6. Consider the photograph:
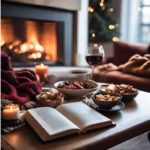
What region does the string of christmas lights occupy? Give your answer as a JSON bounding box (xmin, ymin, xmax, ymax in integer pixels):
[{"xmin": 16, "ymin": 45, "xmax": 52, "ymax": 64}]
[{"xmin": 88, "ymin": 0, "xmax": 120, "ymax": 42}]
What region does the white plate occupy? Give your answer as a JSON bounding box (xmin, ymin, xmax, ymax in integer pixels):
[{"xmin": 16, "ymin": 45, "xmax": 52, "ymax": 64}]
[{"xmin": 53, "ymin": 80, "xmax": 98, "ymax": 97}]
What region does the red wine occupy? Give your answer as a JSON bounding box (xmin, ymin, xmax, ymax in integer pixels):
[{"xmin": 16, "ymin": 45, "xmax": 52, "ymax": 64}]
[{"xmin": 85, "ymin": 55, "xmax": 103, "ymax": 65}]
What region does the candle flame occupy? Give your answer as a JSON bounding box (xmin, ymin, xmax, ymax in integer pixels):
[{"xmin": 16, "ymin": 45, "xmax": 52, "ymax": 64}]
[
  {"xmin": 40, "ymin": 63, "xmax": 45, "ymax": 67},
  {"xmin": 10, "ymin": 106, "xmax": 13, "ymax": 110}
]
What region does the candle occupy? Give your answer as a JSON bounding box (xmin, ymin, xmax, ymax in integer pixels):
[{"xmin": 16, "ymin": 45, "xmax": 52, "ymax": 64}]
[
  {"xmin": 2, "ymin": 104, "xmax": 20, "ymax": 120},
  {"xmin": 35, "ymin": 63, "xmax": 48, "ymax": 82}
]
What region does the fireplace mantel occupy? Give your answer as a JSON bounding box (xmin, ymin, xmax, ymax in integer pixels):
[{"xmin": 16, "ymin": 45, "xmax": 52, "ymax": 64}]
[{"xmin": 3, "ymin": 0, "xmax": 81, "ymax": 11}]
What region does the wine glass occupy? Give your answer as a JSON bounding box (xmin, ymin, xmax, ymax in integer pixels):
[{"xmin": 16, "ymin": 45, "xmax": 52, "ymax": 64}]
[{"xmin": 85, "ymin": 43, "xmax": 105, "ymax": 79}]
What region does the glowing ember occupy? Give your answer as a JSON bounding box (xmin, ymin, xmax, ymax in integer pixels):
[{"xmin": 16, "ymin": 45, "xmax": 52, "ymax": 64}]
[
  {"xmin": 28, "ymin": 52, "xmax": 42, "ymax": 59},
  {"xmin": 1, "ymin": 19, "xmax": 58, "ymax": 62},
  {"xmin": 20, "ymin": 43, "xmax": 44, "ymax": 53},
  {"xmin": 0, "ymin": 34, "xmax": 5, "ymax": 46}
]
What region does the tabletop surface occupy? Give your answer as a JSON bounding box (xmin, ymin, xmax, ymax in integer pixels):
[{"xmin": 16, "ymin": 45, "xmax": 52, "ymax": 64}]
[{"xmin": 2, "ymin": 90, "xmax": 150, "ymax": 150}]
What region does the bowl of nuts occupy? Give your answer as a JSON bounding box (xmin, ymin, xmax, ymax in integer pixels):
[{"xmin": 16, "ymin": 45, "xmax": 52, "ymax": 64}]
[
  {"xmin": 92, "ymin": 92, "xmax": 122, "ymax": 108},
  {"xmin": 36, "ymin": 88, "xmax": 64, "ymax": 108},
  {"xmin": 100, "ymin": 84, "xmax": 138, "ymax": 101}
]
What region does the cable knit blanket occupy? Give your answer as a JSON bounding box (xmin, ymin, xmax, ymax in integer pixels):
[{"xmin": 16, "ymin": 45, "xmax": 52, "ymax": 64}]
[
  {"xmin": 94, "ymin": 54, "xmax": 150, "ymax": 78},
  {"xmin": 1, "ymin": 54, "xmax": 42, "ymax": 105},
  {"xmin": 118, "ymin": 54, "xmax": 150, "ymax": 77}
]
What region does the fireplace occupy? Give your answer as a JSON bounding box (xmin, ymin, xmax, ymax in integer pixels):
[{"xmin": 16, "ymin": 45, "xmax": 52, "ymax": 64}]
[{"xmin": 1, "ymin": 1, "xmax": 78, "ymax": 66}]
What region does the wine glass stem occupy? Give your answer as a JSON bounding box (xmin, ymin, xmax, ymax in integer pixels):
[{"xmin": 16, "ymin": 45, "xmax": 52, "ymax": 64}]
[{"xmin": 91, "ymin": 65, "xmax": 94, "ymax": 80}]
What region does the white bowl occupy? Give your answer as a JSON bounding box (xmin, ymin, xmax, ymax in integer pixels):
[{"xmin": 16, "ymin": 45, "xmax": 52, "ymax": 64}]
[{"xmin": 53, "ymin": 80, "xmax": 98, "ymax": 97}]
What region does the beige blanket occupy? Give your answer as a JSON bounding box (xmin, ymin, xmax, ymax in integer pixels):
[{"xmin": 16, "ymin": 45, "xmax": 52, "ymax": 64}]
[
  {"xmin": 95, "ymin": 54, "xmax": 150, "ymax": 78},
  {"xmin": 118, "ymin": 54, "xmax": 150, "ymax": 77}
]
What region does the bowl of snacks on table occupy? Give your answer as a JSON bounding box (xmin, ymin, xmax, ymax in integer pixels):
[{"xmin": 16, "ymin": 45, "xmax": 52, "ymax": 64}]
[
  {"xmin": 36, "ymin": 88, "xmax": 64, "ymax": 108},
  {"xmin": 54, "ymin": 80, "xmax": 98, "ymax": 97},
  {"xmin": 92, "ymin": 92, "xmax": 122, "ymax": 108},
  {"xmin": 100, "ymin": 84, "xmax": 138, "ymax": 101}
]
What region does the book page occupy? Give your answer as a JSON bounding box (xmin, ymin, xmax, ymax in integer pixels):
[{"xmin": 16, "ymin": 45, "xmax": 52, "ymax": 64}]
[
  {"xmin": 25, "ymin": 107, "xmax": 80, "ymax": 141},
  {"xmin": 57, "ymin": 102, "xmax": 113, "ymax": 131}
]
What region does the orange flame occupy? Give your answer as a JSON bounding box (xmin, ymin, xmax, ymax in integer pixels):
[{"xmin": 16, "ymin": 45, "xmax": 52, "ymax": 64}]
[{"xmin": 1, "ymin": 19, "xmax": 57, "ymax": 61}]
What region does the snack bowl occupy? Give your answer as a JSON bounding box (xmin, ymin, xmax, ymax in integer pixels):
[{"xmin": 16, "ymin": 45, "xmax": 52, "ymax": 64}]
[
  {"xmin": 92, "ymin": 92, "xmax": 122, "ymax": 108},
  {"xmin": 100, "ymin": 84, "xmax": 138, "ymax": 101},
  {"xmin": 36, "ymin": 88, "xmax": 64, "ymax": 108},
  {"xmin": 54, "ymin": 80, "xmax": 98, "ymax": 97}
]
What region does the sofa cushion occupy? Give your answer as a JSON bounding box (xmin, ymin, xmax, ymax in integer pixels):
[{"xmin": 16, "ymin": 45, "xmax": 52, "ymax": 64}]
[{"xmin": 113, "ymin": 41, "xmax": 148, "ymax": 65}]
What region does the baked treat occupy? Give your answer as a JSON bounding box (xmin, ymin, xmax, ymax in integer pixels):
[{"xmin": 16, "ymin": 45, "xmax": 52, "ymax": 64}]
[{"xmin": 36, "ymin": 88, "xmax": 64, "ymax": 107}]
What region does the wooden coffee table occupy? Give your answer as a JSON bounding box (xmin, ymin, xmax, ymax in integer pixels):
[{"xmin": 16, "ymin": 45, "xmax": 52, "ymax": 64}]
[{"xmin": 2, "ymin": 90, "xmax": 150, "ymax": 150}]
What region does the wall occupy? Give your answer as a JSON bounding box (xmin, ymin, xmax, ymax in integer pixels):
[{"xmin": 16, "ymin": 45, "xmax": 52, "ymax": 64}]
[{"xmin": 75, "ymin": 0, "xmax": 89, "ymax": 66}]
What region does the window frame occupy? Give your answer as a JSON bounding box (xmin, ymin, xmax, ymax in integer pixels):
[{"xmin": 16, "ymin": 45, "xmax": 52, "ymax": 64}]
[{"xmin": 138, "ymin": 0, "xmax": 150, "ymax": 43}]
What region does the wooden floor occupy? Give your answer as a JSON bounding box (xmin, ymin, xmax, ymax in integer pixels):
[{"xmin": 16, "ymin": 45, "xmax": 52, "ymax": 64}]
[{"xmin": 109, "ymin": 132, "xmax": 150, "ymax": 150}]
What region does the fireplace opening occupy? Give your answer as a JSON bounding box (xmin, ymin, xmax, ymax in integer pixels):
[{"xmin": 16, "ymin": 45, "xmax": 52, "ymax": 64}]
[
  {"xmin": 1, "ymin": 18, "xmax": 60, "ymax": 66},
  {"xmin": 2, "ymin": 1, "xmax": 75, "ymax": 66}
]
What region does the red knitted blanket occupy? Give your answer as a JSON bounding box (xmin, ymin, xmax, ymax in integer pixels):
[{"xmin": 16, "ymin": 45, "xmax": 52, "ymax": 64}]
[{"xmin": 1, "ymin": 54, "xmax": 42, "ymax": 105}]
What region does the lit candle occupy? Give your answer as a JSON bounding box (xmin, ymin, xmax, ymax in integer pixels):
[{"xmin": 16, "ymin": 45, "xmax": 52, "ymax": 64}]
[
  {"xmin": 35, "ymin": 63, "xmax": 48, "ymax": 82},
  {"xmin": 2, "ymin": 104, "xmax": 20, "ymax": 120}
]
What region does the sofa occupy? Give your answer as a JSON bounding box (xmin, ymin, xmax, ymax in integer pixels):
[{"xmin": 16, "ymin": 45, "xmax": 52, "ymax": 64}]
[{"xmin": 93, "ymin": 41, "xmax": 150, "ymax": 92}]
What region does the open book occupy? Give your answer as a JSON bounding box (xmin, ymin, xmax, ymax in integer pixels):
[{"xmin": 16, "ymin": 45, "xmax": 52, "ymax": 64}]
[{"xmin": 25, "ymin": 102, "xmax": 114, "ymax": 142}]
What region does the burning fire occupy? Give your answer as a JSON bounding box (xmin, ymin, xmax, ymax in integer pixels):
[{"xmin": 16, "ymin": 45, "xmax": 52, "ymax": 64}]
[
  {"xmin": 20, "ymin": 43, "xmax": 44, "ymax": 53},
  {"xmin": 1, "ymin": 19, "xmax": 57, "ymax": 62}
]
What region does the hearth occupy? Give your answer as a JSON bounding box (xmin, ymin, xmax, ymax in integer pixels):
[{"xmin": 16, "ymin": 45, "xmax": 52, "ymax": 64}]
[{"xmin": 1, "ymin": 1, "xmax": 76, "ymax": 66}]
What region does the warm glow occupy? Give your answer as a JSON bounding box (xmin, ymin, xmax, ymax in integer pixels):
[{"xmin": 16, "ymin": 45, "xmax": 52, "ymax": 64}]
[
  {"xmin": 1, "ymin": 40, "xmax": 5, "ymax": 46},
  {"xmin": 99, "ymin": 2, "xmax": 104, "ymax": 7},
  {"xmin": 93, "ymin": 43, "xmax": 98, "ymax": 47},
  {"xmin": 109, "ymin": 8, "xmax": 114, "ymax": 12},
  {"xmin": 40, "ymin": 63, "xmax": 45, "ymax": 68},
  {"xmin": 88, "ymin": 6, "xmax": 94, "ymax": 12},
  {"xmin": 112, "ymin": 36, "xmax": 119, "ymax": 41},
  {"xmin": 1, "ymin": 34, "xmax": 5, "ymax": 46},
  {"xmin": 2, "ymin": 104, "xmax": 20, "ymax": 120},
  {"xmin": 20, "ymin": 43, "xmax": 44, "ymax": 54},
  {"xmin": 29, "ymin": 43, "xmax": 34, "ymax": 49},
  {"xmin": 1, "ymin": 19, "xmax": 58, "ymax": 62},
  {"xmin": 108, "ymin": 24, "xmax": 116, "ymax": 30},
  {"xmin": 92, "ymin": 33, "xmax": 95, "ymax": 37},
  {"xmin": 28, "ymin": 52, "xmax": 42, "ymax": 59},
  {"xmin": 35, "ymin": 44, "xmax": 44, "ymax": 52},
  {"xmin": 99, "ymin": 0, "xmax": 104, "ymax": 7},
  {"xmin": 20, "ymin": 44, "xmax": 28, "ymax": 53}
]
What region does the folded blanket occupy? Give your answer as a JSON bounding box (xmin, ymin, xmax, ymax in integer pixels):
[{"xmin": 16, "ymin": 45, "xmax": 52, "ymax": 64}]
[
  {"xmin": 1, "ymin": 54, "xmax": 42, "ymax": 105},
  {"xmin": 93, "ymin": 54, "xmax": 150, "ymax": 78},
  {"xmin": 95, "ymin": 63, "xmax": 118, "ymax": 72},
  {"xmin": 118, "ymin": 54, "xmax": 150, "ymax": 77}
]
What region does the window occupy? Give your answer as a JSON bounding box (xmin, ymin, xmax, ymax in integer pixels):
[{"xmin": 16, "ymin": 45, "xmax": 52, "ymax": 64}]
[
  {"xmin": 120, "ymin": 0, "xmax": 150, "ymax": 44},
  {"xmin": 138, "ymin": 0, "xmax": 150, "ymax": 43}
]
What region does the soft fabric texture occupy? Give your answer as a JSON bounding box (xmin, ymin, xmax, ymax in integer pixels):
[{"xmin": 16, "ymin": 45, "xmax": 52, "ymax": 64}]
[
  {"xmin": 93, "ymin": 54, "xmax": 150, "ymax": 92},
  {"xmin": 118, "ymin": 54, "xmax": 150, "ymax": 77},
  {"xmin": 1, "ymin": 54, "xmax": 42, "ymax": 105},
  {"xmin": 94, "ymin": 54, "xmax": 150, "ymax": 78}
]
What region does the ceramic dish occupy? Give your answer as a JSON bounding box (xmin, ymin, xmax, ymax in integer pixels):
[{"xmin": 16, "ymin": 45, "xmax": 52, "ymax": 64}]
[
  {"xmin": 84, "ymin": 99, "xmax": 125, "ymax": 112},
  {"xmin": 92, "ymin": 92, "xmax": 122, "ymax": 108},
  {"xmin": 100, "ymin": 84, "xmax": 138, "ymax": 101},
  {"xmin": 54, "ymin": 80, "xmax": 98, "ymax": 97}
]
